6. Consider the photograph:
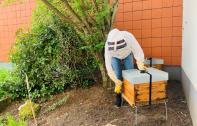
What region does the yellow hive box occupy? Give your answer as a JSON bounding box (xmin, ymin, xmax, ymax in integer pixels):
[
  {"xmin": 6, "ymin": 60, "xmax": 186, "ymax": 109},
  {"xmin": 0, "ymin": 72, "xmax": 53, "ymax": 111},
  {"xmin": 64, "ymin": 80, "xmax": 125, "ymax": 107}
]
[{"xmin": 122, "ymin": 68, "xmax": 168, "ymax": 107}]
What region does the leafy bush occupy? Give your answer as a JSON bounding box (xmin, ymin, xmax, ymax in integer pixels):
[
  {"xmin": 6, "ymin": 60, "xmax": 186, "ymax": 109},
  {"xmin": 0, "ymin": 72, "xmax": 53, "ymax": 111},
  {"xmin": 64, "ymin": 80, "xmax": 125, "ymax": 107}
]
[
  {"xmin": 0, "ymin": 116, "xmax": 5, "ymax": 126},
  {"xmin": 0, "ymin": 114, "xmax": 27, "ymax": 126},
  {"xmin": 10, "ymin": 4, "xmax": 96, "ymax": 101},
  {"xmin": 0, "ymin": 68, "xmax": 24, "ymax": 100},
  {"xmin": 0, "ymin": 68, "xmax": 26, "ymax": 100},
  {"xmin": 0, "ymin": 89, "xmax": 8, "ymax": 100},
  {"xmin": 0, "ymin": 69, "xmax": 10, "ymax": 82}
]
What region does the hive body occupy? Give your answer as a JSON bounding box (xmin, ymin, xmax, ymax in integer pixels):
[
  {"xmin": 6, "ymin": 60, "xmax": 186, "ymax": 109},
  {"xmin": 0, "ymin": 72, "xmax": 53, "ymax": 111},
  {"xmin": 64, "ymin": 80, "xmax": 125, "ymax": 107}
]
[
  {"xmin": 122, "ymin": 68, "xmax": 168, "ymax": 106},
  {"xmin": 144, "ymin": 58, "xmax": 164, "ymax": 70}
]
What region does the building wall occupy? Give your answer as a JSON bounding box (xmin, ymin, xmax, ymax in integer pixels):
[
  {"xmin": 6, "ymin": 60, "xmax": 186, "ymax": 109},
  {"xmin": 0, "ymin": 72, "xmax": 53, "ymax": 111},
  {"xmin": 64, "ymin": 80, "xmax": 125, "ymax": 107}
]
[
  {"xmin": 114, "ymin": 0, "xmax": 183, "ymax": 65},
  {"xmin": 0, "ymin": 0, "xmax": 183, "ymax": 66},
  {"xmin": 0, "ymin": 0, "xmax": 35, "ymax": 62},
  {"xmin": 182, "ymin": 0, "xmax": 197, "ymax": 125}
]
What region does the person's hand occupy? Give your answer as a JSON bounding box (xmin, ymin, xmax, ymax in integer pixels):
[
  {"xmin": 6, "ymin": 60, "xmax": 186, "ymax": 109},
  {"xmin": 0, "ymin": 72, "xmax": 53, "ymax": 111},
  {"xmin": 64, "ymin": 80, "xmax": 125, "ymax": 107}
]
[
  {"xmin": 114, "ymin": 80, "xmax": 122, "ymax": 94},
  {"xmin": 137, "ymin": 61, "xmax": 147, "ymax": 71}
]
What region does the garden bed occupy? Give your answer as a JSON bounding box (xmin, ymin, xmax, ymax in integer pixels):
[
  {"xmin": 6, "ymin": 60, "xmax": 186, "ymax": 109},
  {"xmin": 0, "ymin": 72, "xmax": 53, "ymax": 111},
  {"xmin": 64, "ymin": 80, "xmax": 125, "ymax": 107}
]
[{"xmin": 0, "ymin": 81, "xmax": 193, "ymax": 126}]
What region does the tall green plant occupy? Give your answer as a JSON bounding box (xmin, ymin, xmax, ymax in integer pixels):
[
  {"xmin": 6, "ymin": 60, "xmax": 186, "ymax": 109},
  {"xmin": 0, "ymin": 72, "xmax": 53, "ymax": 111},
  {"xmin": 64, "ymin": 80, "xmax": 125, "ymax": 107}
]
[{"xmin": 10, "ymin": 4, "xmax": 96, "ymax": 100}]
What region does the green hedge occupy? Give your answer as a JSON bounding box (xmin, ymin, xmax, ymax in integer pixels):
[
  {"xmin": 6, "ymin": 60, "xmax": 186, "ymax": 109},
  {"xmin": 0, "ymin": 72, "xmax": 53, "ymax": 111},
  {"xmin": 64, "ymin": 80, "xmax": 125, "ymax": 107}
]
[
  {"xmin": 0, "ymin": 68, "xmax": 26, "ymax": 100},
  {"xmin": 8, "ymin": 4, "xmax": 96, "ymax": 101}
]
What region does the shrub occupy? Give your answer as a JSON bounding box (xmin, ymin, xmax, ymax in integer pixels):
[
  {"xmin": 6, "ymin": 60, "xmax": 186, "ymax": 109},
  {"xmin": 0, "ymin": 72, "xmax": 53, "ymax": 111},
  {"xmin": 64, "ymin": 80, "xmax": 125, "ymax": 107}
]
[
  {"xmin": 0, "ymin": 69, "xmax": 10, "ymax": 100},
  {"xmin": 0, "ymin": 68, "xmax": 26, "ymax": 100},
  {"xmin": 10, "ymin": 4, "xmax": 96, "ymax": 101},
  {"xmin": 0, "ymin": 68, "xmax": 25, "ymax": 100},
  {"xmin": 0, "ymin": 115, "xmax": 27, "ymax": 126},
  {"xmin": 0, "ymin": 68, "xmax": 10, "ymax": 82},
  {"xmin": 4, "ymin": 114, "xmax": 27, "ymax": 126},
  {"xmin": 0, "ymin": 116, "xmax": 5, "ymax": 126}
]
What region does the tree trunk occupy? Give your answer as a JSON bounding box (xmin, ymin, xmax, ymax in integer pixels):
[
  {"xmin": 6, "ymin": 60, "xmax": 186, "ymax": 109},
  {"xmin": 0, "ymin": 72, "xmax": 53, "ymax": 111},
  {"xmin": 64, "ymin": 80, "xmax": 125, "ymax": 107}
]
[
  {"xmin": 95, "ymin": 52, "xmax": 113, "ymax": 88},
  {"xmin": 98, "ymin": 61, "xmax": 109, "ymax": 88}
]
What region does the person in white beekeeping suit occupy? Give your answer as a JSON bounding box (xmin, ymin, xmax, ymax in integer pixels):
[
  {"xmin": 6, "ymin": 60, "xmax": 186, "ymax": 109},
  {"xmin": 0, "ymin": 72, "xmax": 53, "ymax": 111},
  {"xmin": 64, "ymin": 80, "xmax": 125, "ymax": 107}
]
[{"xmin": 105, "ymin": 28, "xmax": 146, "ymax": 107}]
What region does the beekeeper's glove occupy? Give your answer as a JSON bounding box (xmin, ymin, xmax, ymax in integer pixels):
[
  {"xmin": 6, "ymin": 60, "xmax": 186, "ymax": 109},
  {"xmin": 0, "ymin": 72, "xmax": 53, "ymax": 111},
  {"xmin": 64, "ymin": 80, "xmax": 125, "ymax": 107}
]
[
  {"xmin": 108, "ymin": 72, "xmax": 122, "ymax": 93},
  {"xmin": 114, "ymin": 80, "xmax": 122, "ymax": 94},
  {"xmin": 137, "ymin": 61, "xmax": 147, "ymax": 71}
]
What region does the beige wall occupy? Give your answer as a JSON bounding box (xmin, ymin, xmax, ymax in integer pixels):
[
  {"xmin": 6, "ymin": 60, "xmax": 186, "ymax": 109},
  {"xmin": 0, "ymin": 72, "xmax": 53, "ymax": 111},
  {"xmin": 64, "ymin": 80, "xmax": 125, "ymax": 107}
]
[{"xmin": 182, "ymin": 0, "xmax": 197, "ymax": 125}]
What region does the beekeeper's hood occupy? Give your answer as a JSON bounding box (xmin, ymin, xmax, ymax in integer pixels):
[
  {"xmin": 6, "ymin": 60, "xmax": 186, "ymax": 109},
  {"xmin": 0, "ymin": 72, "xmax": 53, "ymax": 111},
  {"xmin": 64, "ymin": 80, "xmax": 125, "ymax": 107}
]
[{"xmin": 106, "ymin": 29, "xmax": 130, "ymax": 59}]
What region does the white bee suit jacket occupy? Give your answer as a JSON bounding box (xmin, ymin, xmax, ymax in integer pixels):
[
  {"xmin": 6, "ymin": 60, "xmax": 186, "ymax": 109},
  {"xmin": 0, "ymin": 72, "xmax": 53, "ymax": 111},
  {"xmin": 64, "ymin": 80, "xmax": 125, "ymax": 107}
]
[{"xmin": 105, "ymin": 29, "xmax": 145, "ymax": 83}]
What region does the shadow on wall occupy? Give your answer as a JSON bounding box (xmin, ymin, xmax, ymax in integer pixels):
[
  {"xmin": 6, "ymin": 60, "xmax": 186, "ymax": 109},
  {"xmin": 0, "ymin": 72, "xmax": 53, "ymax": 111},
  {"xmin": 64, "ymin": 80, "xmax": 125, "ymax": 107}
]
[{"xmin": 163, "ymin": 66, "xmax": 181, "ymax": 81}]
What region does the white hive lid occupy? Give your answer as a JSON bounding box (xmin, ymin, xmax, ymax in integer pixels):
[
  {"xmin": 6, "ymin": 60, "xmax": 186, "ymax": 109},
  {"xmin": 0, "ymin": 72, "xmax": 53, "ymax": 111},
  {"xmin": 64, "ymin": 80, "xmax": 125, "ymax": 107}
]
[
  {"xmin": 144, "ymin": 58, "xmax": 164, "ymax": 65},
  {"xmin": 122, "ymin": 68, "xmax": 168, "ymax": 84}
]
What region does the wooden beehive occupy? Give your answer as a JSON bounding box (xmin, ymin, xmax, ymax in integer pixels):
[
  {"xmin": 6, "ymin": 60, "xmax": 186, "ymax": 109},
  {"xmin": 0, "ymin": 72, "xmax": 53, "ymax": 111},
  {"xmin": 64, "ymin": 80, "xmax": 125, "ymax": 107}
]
[
  {"xmin": 144, "ymin": 58, "xmax": 164, "ymax": 70},
  {"xmin": 122, "ymin": 68, "xmax": 168, "ymax": 107}
]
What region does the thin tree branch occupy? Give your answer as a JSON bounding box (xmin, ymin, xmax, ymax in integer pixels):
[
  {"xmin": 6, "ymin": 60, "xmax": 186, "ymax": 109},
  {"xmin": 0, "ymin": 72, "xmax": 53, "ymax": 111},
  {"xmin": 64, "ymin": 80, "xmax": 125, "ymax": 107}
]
[
  {"xmin": 110, "ymin": 0, "xmax": 119, "ymax": 30},
  {"xmin": 60, "ymin": 0, "xmax": 91, "ymax": 33},
  {"xmin": 87, "ymin": 13, "xmax": 98, "ymax": 26},
  {"xmin": 89, "ymin": 0, "xmax": 107, "ymax": 38},
  {"xmin": 91, "ymin": 0, "xmax": 99, "ymax": 12},
  {"xmin": 40, "ymin": 0, "xmax": 84, "ymax": 32},
  {"xmin": 100, "ymin": 0, "xmax": 112, "ymax": 33},
  {"xmin": 79, "ymin": 0, "xmax": 94, "ymax": 26},
  {"xmin": 78, "ymin": 0, "xmax": 105, "ymax": 39}
]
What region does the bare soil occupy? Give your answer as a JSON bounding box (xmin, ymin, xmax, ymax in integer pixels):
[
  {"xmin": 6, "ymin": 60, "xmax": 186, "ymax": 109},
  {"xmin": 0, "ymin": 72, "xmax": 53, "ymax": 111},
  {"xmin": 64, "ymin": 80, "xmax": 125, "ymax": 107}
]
[{"xmin": 0, "ymin": 81, "xmax": 193, "ymax": 126}]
